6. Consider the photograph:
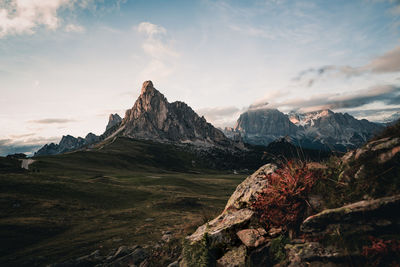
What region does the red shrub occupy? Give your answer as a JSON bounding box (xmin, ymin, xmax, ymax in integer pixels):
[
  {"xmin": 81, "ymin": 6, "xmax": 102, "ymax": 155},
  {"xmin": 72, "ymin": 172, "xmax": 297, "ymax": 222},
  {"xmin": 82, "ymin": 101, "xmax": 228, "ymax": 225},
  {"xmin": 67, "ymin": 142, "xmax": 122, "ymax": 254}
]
[
  {"xmin": 251, "ymin": 161, "xmax": 320, "ymax": 231},
  {"xmin": 362, "ymin": 236, "xmax": 400, "ymax": 266}
]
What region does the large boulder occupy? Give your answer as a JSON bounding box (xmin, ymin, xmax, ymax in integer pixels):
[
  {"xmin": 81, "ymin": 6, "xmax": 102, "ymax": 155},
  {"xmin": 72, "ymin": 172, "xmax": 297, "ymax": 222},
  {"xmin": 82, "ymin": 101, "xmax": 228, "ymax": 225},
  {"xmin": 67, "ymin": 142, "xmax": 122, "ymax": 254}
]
[
  {"xmin": 224, "ymin": 164, "xmax": 277, "ymax": 210},
  {"xmin": 301, "ymin": 194, "xmax": 400, "ymax": 234}
]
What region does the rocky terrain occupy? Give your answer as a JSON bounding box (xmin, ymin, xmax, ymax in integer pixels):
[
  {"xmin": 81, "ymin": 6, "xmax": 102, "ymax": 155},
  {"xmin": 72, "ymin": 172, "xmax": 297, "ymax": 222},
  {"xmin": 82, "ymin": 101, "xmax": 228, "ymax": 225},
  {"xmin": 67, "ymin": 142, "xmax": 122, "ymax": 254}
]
[
  {"xmin": 225, "ymin": 108, "xmax": 384, "ymax": 151},
  {"xmin": 179, "ymin": 120, "xmax": 400, "ymax": 266}
]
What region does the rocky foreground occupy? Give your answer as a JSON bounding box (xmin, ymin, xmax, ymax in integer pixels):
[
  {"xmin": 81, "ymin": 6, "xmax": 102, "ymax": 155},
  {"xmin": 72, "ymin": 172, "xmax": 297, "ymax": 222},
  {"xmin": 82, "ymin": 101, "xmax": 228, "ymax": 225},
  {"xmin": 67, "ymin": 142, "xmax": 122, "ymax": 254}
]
[{"xmin": 179, "ymin": 121, "xmax": 400, "ymax": 266}]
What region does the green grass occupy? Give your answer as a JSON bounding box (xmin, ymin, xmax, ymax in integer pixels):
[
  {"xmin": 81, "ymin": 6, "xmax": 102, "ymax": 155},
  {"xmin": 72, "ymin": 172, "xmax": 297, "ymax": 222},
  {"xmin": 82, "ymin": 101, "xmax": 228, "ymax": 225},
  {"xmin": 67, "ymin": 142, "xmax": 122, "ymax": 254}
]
[{"xmin": 0, "ymin": 138, "xmax": 250, "ymax": 266}]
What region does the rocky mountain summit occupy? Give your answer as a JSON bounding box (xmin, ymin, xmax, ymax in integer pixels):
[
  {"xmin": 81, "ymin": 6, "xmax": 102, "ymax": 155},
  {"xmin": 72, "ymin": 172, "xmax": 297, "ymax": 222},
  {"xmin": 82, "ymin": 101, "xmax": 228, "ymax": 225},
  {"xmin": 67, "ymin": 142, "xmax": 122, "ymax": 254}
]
[
  {"xmin": 179, "ymin": 121, "xmax": 400, "ymax": 266},
  {"xmin": 119, "ymin": 81, "xmax": 234, "ymax": 147},
  {"xmin": 226, "ymin": 108, "xmax": 384, "ymax": 151}
]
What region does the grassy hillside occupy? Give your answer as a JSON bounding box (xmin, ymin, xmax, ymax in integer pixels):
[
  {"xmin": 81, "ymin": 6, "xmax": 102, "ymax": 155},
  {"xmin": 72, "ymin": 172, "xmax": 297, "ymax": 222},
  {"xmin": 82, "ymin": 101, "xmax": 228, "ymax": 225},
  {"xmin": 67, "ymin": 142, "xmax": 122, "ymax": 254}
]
[{"xmin": 0, "ymin": 138, "xmax": 251, "ymax": 266}]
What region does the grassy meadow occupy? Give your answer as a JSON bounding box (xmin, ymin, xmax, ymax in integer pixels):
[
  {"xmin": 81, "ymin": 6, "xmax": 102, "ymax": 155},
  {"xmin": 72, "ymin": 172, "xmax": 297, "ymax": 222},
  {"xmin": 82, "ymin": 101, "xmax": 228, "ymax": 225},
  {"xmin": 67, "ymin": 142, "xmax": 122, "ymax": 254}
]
[{"xmin": 0, "ymin": 138, "xmax": 252, "ymax": 266}]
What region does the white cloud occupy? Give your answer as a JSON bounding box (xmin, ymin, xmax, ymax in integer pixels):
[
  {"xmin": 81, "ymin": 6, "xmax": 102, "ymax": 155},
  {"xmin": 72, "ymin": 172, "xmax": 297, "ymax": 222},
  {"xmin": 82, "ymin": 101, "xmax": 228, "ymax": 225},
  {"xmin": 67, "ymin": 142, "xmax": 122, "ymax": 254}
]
[
  {"xmin": 295, "ymin": 45, "xmax": 400, "ymax": 85},
  {"xmin": 0, "ymin": 0, "xmax": 69, "ymax": 37},
  {"xmin": 64, "ymin": 23, "xmax": 85, "ymax": 33},
  {"xmin": 135, "ymin": 22, "xmax": 179, "ymax": 79},
  {"xmin": 196, "ymin": 106, "xmax": 244, "ymax": 127},
  {"xmin": 0, "ymin": 0, "xmax": 93, "ymax": 38},
  {"xmin": 253, "ymin": 84, "xmax": 400, "ymax": 113},
  {"xmin": 229, "ymin": 24, "xmax": 276, "ymax": 40},
  {"xmin": 136, "ymin": 21, "xmax": 166, "ymax": 37}
]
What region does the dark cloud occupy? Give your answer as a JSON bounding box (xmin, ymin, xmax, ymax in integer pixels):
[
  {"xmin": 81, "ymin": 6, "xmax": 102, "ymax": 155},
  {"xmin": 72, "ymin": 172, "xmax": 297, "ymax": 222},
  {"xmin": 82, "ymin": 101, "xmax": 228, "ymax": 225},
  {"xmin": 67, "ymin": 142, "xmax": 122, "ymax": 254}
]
[
  {"xmin": 267, "ymin": 85, "xmax": 400, "ymax": 112},
  {"xmin": 29, "ymin": 118, "xmax": 76, "ymax": 124},
  {"xmin": 367, "ymin": 45, "xmax": 400, "ymax": 73},
  {"xmin": 294, "ymin": 45, "xmax": 400, "ymax": 86},
  {"xmin": 0, "ymin": 144, "xmax": 43, "ymax": 156},
  {"xmin": 0, "ymin": 137, "xmax": 60, "ymax": 156},
  {"xmin": 346, "ymin": 108, "xmax": 400, "ymax": 123}
]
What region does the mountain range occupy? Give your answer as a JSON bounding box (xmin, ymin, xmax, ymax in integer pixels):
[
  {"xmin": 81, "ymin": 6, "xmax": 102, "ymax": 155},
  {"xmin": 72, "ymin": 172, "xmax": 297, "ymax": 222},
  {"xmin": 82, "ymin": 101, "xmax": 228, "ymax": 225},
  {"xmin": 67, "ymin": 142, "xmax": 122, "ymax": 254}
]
[
  {"xmin": 225, "ymin": 107, "xmax": 384, "ymax": 151},
  {"xmin": 35, "ymin": 81, "xmax": 386, "ymax": 156},
  {"xmin": 35, "ymin": 81, "xmax": 240, "ymax": 156}
]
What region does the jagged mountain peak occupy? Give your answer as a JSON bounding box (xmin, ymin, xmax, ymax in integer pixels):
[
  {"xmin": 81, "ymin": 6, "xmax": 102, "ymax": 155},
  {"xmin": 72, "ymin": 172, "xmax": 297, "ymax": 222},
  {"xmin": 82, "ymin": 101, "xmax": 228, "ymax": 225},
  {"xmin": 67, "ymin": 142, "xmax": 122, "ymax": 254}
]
[
  {"xmin": 106, "ymin": 113, "xmax": 122, "ymax": 131},
  {"xmin": 140, "ymin": 80, "xmax": 154, "ymax": 95},
  {"xmin": 119, "ymin": 81, "xmax": 235, "ymax": 147}
]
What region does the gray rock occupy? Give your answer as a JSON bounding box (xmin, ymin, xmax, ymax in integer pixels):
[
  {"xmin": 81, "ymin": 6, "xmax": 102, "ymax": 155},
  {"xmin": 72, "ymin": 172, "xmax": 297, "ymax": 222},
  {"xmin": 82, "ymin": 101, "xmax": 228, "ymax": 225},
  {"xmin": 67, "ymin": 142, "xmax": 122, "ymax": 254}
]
[
  {"xmin": 301, "ymin": 194, "xmax": 400, "ymax": 233},
  {"xmin": 224, "ymin": 163, "xmax": 277, "ymax": 210},
  {"xmin": 236, "ymin": 228, "xmax": 267, "ymax": 247},
  {"xmin": 186, "ymin": 208, "xmax": 255, "ymax": 246}
]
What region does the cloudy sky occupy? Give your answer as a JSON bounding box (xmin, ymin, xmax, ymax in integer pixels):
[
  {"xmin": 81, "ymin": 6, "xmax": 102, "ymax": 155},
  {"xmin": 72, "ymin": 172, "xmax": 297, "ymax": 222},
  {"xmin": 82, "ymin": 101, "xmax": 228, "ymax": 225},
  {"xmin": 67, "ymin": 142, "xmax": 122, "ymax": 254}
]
[{"xmin": 1, "ymin": 0, "xmax": 400, "ymax": 155}]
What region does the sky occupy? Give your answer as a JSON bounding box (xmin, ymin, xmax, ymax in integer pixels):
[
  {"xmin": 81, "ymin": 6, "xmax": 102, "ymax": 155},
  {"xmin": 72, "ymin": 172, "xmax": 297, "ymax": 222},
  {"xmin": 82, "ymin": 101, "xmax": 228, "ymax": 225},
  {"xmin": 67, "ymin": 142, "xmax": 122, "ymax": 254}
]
[{"xmin": 1, "ymin": 0, "xmax": 400, "ymax": 155}]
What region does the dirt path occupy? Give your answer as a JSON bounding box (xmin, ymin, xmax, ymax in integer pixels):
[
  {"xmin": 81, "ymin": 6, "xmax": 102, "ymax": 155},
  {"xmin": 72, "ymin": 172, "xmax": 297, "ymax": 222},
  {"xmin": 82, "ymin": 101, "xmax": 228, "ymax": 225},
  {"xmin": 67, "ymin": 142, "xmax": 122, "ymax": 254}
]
[{"xmin": 21, "ymin": 159, "xmax": 36, "ymax": 170}]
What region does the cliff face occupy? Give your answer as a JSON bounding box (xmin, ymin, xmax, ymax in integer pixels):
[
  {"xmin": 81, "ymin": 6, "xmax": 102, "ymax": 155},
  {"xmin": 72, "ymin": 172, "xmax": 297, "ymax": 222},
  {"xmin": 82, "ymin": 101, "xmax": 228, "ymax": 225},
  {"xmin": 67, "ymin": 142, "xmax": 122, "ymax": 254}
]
[
  {"xmin": 228, "ymin": 108, "xmax": 384, "ymax": 150},
  {"xmin": 233, "ymin": 109, "xmax": 298, "ymax": 146},
  {"xmin": 180, "ymin": 121, "xmax": 400, "ymax": 267},
  {"xmin": 120, "ymin": 81, "xmax": 232, "ymax": 147}
]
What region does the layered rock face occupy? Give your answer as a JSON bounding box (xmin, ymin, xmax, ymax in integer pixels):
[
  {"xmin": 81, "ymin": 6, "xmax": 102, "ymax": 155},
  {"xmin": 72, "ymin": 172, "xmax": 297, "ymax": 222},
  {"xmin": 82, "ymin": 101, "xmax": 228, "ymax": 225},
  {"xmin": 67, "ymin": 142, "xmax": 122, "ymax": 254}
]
[
  {"xmin": 120, "ymin": 81, "xmax": 232, "ymax": 147},
  {"xmin": 227, "ymin": 108, "xmax": 384, "ymax": 150},
  {"xmin": 232, "ymin": 109, "xmax": 298, "ymax": 146}
]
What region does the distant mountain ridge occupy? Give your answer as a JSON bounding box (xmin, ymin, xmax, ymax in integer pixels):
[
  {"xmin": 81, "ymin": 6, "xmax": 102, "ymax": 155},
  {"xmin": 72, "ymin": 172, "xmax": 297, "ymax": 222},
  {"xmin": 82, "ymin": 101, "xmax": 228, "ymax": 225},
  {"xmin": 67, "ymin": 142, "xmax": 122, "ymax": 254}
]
[
  {"xmin": 35, "ymin": 81, "xmax": 240, "ymax": 156},
  {"xmin": 225, "ymin": 108, "xmax": 384, "ymax": 151},
  {"xmin": 35, "ymin": 81, "xmax": 386, "ymax": 156}
]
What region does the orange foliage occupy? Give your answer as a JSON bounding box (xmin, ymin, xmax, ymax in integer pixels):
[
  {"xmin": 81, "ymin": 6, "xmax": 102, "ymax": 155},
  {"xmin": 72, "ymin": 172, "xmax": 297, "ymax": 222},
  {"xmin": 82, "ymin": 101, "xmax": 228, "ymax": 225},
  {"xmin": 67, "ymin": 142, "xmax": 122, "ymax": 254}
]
[
  {"xmin": 362, "ymin": 236, "xmax": 400, "ymax": 267},
  {"xmin": 251, "ymin": 161, "xmax": 320, "ymax": 231}
]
